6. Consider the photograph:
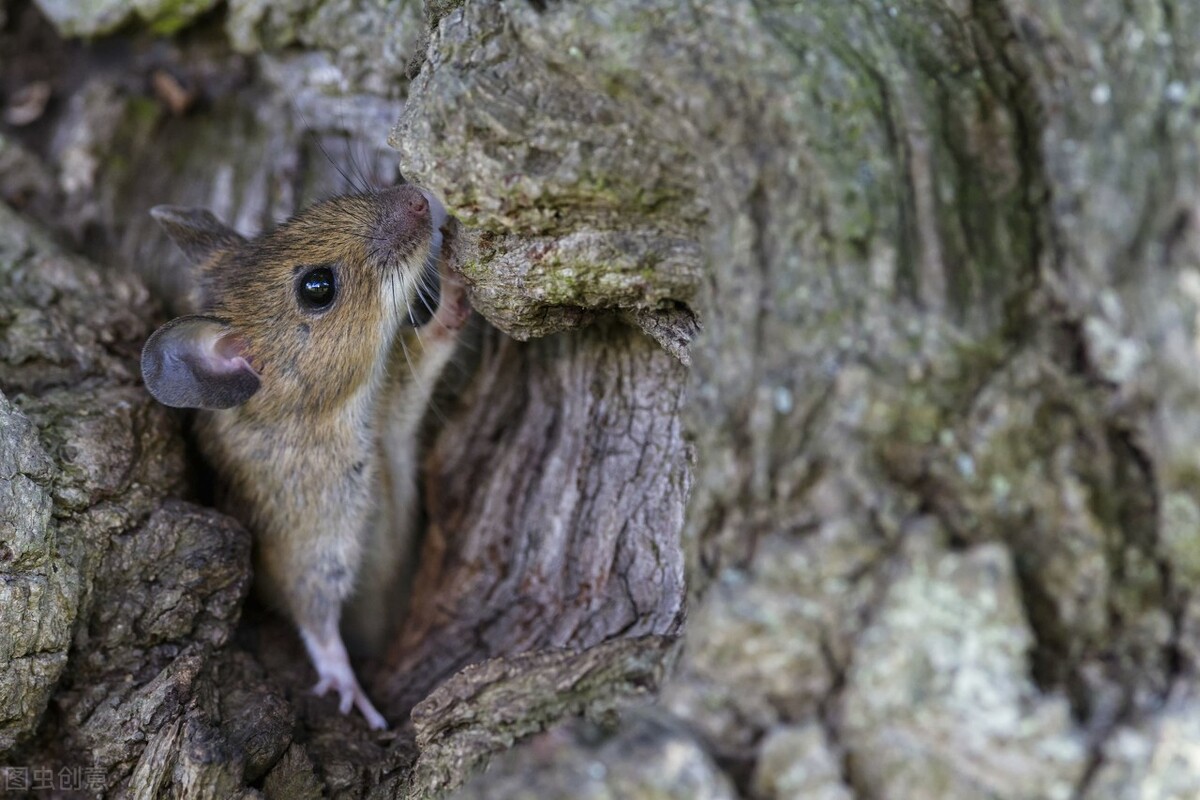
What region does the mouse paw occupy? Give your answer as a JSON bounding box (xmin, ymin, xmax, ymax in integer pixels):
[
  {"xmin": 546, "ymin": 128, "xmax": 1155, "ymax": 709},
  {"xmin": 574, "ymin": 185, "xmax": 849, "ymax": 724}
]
[
  {"xmin": 300, "ymin": 615, "xmax": 389, "ymax": 730},
  {"xmin": 312, "ymin": 671, "xmax": 388, "ymax": 730},
  {"xmin": 435, "ymin": 277, "xmax": 472, "ymax": 333}
]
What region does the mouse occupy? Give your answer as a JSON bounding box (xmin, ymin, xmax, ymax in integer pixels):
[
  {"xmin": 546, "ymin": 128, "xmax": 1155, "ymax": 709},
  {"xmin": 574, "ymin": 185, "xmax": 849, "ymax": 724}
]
[{"xmin": 140, "ymin": 183, "xmax": 470, "ymax": 729}]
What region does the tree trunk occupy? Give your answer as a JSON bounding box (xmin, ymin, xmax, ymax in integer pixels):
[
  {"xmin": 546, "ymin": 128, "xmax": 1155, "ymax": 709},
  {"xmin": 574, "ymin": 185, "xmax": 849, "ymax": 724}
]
[{"xmin": 2, "ymin": 0, "xmax": 1200, "ymax": 798}]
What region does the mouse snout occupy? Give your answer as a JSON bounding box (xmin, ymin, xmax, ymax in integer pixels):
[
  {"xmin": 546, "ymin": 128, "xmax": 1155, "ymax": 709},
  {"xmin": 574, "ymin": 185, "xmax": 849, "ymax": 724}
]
[
  {"xmin": 373, "ymin": 184, "xmax": 433, "ymax": 245},
  {"xmin": 369, "ymin": 184, "xmax": 450, "ymax": 280},
  {"xmin": 406, "ymin": 192, "xmax": 428, "ymax": 216}
]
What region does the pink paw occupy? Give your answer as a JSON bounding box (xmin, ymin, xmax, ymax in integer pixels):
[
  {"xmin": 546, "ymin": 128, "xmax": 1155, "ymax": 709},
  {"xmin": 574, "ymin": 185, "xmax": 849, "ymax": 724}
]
[
  {"xmin": 435, "ymin": 278, "xmax": 472, "ymax": 333},
  {"xmin": 312, "ymin": 670, "xmax": 387, "ymax": 730}
]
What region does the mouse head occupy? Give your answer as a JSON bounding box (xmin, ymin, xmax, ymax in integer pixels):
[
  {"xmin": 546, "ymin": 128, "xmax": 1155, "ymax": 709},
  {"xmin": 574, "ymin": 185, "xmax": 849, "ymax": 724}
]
[{"xmin": 142, "ymin": 184, "xmax": 447, "ymax": 417}]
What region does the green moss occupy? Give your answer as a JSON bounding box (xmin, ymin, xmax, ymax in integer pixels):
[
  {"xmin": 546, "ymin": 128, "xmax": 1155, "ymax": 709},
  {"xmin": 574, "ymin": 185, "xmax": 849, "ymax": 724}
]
[
  {"xmin": 141, "ymin": 0, "xmax": 219, "ymax": 35},
  {"xmin": 1163, "ymin": 492, "xmax": 1200, "ymax": 587},
  {"xmin": 127, "ymin": 95, "xmax": 161, "ymax": 126},
  {"xmin": 537, "ymin": 260, "xmax": 624, "ymax": 306}
]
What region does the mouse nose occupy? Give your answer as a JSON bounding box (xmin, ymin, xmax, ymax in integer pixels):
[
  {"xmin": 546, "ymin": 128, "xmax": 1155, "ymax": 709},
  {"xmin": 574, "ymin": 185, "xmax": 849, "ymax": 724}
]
[
  {"xmin": 406, "ymin": 192, "xmax": 428, "ymax": 215},
  {"xmin": 381, "ymin": 184, "xmax": 428, "ymax": 216},
  {"xmin": 373, "ymin": 184, "xmax": 435, "ymax": 245}
]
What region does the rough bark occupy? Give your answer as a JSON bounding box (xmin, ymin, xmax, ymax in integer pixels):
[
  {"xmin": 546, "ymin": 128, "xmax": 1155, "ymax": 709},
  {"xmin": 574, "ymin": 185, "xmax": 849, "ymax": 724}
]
[
  {"xmin": 2, "ymin": 0, "xmax": 1200, "ymax": 799},
  {"xmin": 376, "ymin": 323, "xmax": 688, "ymax": 719},
  {"xmin": 0, "ymin": 200, "xmax": 254, "ymax": 794}
]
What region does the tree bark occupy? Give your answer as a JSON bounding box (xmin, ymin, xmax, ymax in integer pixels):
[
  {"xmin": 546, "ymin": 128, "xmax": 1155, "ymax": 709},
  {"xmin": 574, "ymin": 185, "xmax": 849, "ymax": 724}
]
[
  {"xmin": 3, "ymin": 0, "xmax": 1200, "ymax": 798},
  {"xmin": 376, "ymin": 322, "xmax": 688, "ymax": 720}
]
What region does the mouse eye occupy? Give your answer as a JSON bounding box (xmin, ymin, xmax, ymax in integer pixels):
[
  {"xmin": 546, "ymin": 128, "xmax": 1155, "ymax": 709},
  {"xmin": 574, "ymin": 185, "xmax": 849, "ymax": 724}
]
[{"xmin": 297, "ymin": 265, "xmax": 336, "ymax": 311}]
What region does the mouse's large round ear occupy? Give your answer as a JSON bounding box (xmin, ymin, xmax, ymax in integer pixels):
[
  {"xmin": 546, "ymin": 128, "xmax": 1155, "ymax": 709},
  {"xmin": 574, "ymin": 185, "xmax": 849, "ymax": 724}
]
[{"xmin": 142, "ymin": 315, "xmax": 261, "ymax": 410}]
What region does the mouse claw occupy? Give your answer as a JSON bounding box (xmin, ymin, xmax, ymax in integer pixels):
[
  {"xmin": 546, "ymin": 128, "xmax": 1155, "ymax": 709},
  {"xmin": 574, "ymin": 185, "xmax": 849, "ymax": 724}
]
[
  {"xmin": 433, "ymin": 275, "xmax": 471, "ymax": 334},
  {"xmin": 302, "ymin": 626, "xmax": 389, "ymax": 729},
  {"xmin": 311, "ymin": 673, "xmax": 388, "ymax": 730},
  {"xmin": 358, "ymin": 696, "xmax": 388, "ymax": 730}
]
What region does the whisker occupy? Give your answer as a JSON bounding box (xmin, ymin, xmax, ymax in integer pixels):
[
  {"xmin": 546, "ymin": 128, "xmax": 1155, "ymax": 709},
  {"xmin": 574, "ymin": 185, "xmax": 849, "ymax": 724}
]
[
  {"xmin": 413, "ymin": 276, "xmax": 439, "ymax": 320},
  {"xmin": 396, "ymin": 312, "xmax": 449, "ymax": 426},
  {"xmin": 289, "ymin": 87, "xmax": 366, "ymax": 195},
  {"xmin": 403, "ymin": 284, "xmax": 429, "ymax": 349},
  {"xmin": 338, "ymin": 101, "xmax": 373, "ymax": 193}
]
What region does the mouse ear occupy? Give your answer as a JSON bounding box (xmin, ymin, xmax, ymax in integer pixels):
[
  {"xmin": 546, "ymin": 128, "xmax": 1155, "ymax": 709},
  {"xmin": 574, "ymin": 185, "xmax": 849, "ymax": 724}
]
[
  {"xmin": 142, "ymin": 315, "xmax": 261, "ymax": 410},
  {"xmin": 150, "ymin": 206, "xmax": 245, "ymax": 265}
]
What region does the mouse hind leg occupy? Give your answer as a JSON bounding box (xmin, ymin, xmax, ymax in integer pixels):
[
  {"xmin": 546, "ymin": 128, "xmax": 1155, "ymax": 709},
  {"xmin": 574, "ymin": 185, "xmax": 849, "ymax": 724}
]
[
  {"xmin": 261, "ymin": 525, "xmax": 388, "ymax": 730},
  {"xmin": 300, "ymin": 615, "xmax": 387, "ymax": 730},
  {"xmin": 296, "ymin": 564, "xmax": 388, "ymax": 730}
]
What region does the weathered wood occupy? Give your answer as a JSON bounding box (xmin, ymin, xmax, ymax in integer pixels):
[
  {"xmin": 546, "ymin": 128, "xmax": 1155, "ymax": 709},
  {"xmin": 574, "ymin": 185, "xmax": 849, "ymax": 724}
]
[{"xmin": 376, "ymin": 322, "xmax": 688, "ymax": 721}]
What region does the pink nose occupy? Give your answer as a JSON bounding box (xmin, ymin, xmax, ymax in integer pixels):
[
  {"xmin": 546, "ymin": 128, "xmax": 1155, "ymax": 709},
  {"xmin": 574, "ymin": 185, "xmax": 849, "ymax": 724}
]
[{"xmin": 372, "ymin": 184, "xmax": 435, "ymax": 246}]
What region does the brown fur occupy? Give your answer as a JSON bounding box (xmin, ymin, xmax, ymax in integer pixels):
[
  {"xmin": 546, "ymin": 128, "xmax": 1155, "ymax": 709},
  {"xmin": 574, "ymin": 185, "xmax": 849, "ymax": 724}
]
[
  {"xmin": 146, "ymin": 184, "xmax": 467, "ymax": 726},
  {"xmin": 349, "ymin": 217, "xmax": 472, "ymax": 652},
  {"xmin": 194, "ymin": 189, "xmax": 431, "ymax": 632}
]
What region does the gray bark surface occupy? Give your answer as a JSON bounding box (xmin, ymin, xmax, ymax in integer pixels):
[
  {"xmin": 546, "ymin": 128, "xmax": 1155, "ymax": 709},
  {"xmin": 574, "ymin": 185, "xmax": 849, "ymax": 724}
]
[
  {"xmin": 377, "ymin": 323, "xmax": 688, "ymax": 719},
  {"xmin": 2, "ymin": 0, "xmax": 1199, "ymax": 798}
]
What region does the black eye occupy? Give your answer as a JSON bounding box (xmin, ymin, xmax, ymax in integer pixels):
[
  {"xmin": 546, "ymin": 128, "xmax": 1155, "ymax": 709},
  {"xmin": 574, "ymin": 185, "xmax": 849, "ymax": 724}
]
[{"xmin": 297, "ymin": 266, "xmax": 336, "ymax": 310}]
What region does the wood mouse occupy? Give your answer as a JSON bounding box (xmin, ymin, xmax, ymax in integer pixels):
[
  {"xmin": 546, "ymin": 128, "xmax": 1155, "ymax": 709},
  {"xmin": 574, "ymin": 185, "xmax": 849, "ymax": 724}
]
[{"xmin": 141, "ymin": 184, "xmax": 469, "ymax": 729}]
